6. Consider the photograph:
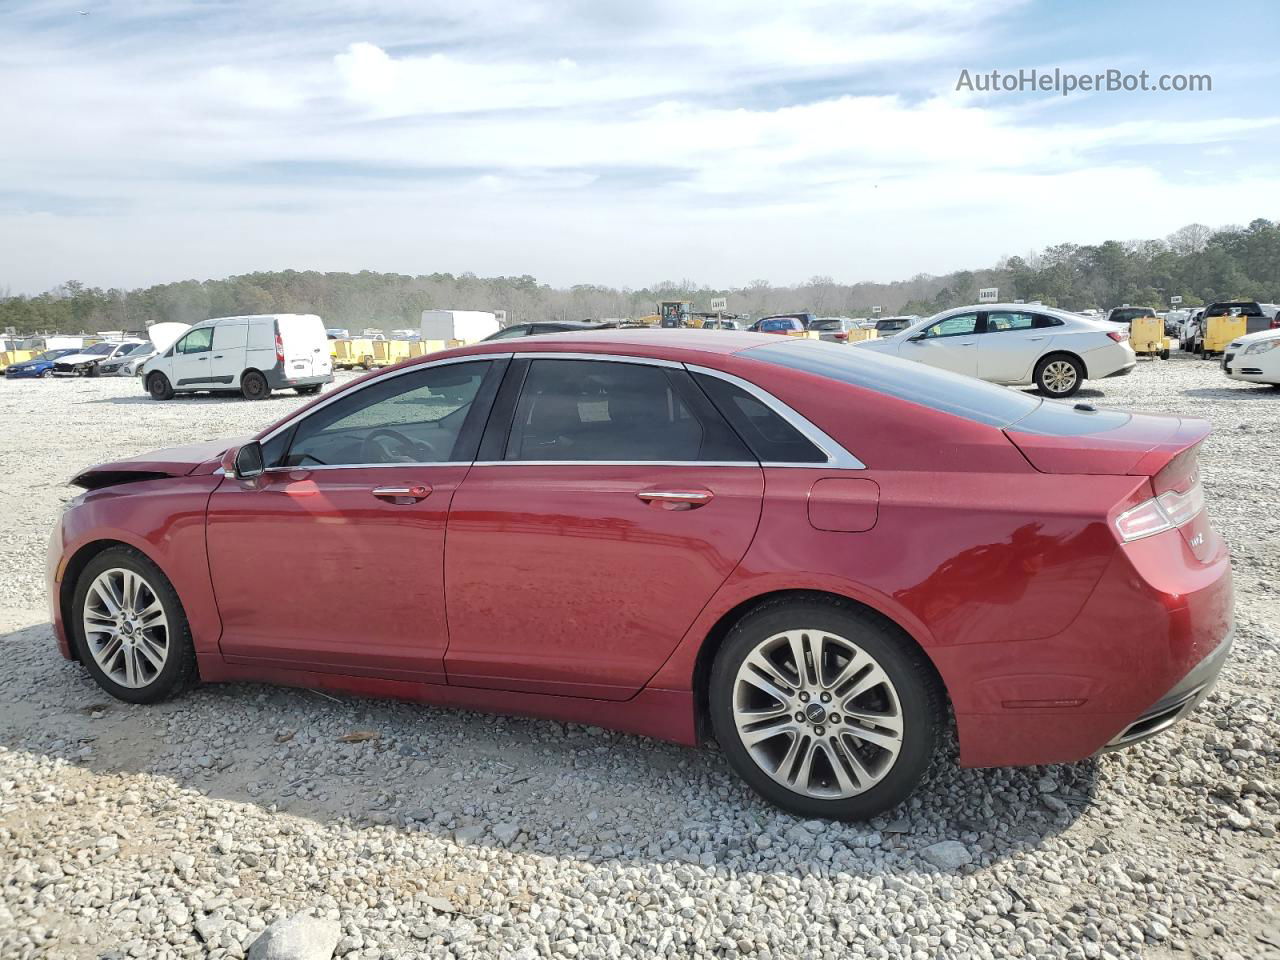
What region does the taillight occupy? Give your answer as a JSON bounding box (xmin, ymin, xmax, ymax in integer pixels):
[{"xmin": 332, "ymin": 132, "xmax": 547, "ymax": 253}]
[
  {"xmin": 1270, "ymin": 317, "xmax": 1280, "ymax": 329},
  {"xmin": 1114, "ymin": 476, "xmax": 1204, "ymax": 542},
  {"xmin": 275, "ymin": 333, "xmax": 285, "ymax": 366},
  {"xmin": 835, "ymin": 331, "xmax": 848, "ymax": 340},
  {"xmin": 1107, "ymin": 329, "xmax": 1129, "ymax": 342}
]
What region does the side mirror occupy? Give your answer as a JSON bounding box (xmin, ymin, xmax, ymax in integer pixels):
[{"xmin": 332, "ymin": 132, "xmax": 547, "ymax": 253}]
[
  {"xmin": 907, "ymin": 332, "xmax": 926, "ymax": 342},
  {"xmin": 227, "ymin": 441, "xmax": 265, "ymax": 480}
]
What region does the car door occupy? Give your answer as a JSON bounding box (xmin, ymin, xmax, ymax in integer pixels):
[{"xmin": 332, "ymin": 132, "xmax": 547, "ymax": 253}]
[
  {"xmin": 170, "ymin": 327, "xmax": 214, "ymax": 386},
  {"xmin": 443, "ymin": 355, "xmax": 766, "ymax": 700},
  {"xmin": 898, "ymin": 312, "xmax": 980, "ymax": 376},
  {"xmin": 976, "ymin": 310, "xmax": 1043, "ymax": 383},
  {"xmin": 209, "ymin": 320, "xmax": 247, "ymax": 386},
  {"xmin": 205, "ymin": 357, "xmax": 506, "ymax": 681}
]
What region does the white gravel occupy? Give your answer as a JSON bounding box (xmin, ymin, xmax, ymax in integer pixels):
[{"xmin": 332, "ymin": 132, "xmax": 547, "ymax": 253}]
[{"xmin": 1, "ymin": 358, "xmax": 1278, "ymax": 960}]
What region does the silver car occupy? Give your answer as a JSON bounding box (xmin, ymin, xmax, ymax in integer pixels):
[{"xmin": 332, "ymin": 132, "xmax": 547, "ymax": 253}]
[{"xmin": 807, "ymin": 317, "xmax": 860, "ymax": 342}]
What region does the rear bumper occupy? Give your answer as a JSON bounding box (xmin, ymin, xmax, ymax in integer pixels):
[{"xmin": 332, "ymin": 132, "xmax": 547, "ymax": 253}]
[
  {"xmin": 1102, "ymin": 625, "xmax": 1232, "ymax": 750},
  {"xmin": 1104, "ymin": 361, "xmax": 1136, "ymax": 378},
  {"xmin": 943, "ymin": 528, "xmax": 1233, "ymax": 769},
  {"xmin": 264, "ymin": 369, "xmax": 334, "ymax": 390}
]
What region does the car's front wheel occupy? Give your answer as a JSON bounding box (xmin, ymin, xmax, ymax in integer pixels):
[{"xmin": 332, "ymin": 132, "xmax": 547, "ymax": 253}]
[
  {"xmin": 147, "ymin": 372, "xmax": 174, "ymax": 400},
  {"xmin": 1034, "ymin": 353, "xmax": 1084, "ymax": 398},
  {"xmin": 72, "ymin": 546, "xmax": 197, "ymax": 704},
  {"xmin": 710, "ymin": 599, "xmax": 942, "ymax": 820}
]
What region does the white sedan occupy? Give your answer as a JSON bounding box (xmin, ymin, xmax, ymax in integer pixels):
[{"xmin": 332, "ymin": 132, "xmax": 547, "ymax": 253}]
[
  {"xmin": 1222, "ymin": 328, "xmax": 1280, "ymax": 387},
  {"xmin": 855, "ymin": 304, "xmax": 1136, "ymax": 398}
]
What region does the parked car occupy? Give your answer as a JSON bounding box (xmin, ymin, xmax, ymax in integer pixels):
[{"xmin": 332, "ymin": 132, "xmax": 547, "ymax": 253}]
[
  {"xmin": 53, "ymin": 340, "xmax": 146, "ymax": 377},
  {"xmin": 3, "ymin": 348, "xmax": 77, "ymax": 378},
  {"xmin": 142, "ymin": 314, "xmax": 333, "ymax": 401},
  {"xmin": 1180, "ymin": 309, "xmax": 1206, "ymax": 351},
  {"xmin": 700, "ymin": 318, "xmax": 742, "ymax": 330},
  {"xmin": 1221, "ymin": 328, "xmax": 1280, "ymax": 387},
  {"xmin": 483, "ymin": 320, "xmax": 619, "ymax": 341},
  {"xmin": 874, "ymin": 316, "xmax": 916, "ymax": 335},
  {"xmin": 806, "ymin": 317, "xmax": 861, "ymax": 342},
  {"xmin": 98, "ymin": 340, "xmax": 158, "ymax": 376},
  {"xmin": 50, "ymin": 331, "xmax": 1231, "ymax": 820},
  {"xmin": 1106, "ymin": 306, "xmax": 1157, "ymax": 326},
  {"xmin": 751, "ymin": 315, "xmax": 808, "ymax": 334},
  {"xmin": 857, "ymin": 304, "xmax": 1135, "ymax": 397}
]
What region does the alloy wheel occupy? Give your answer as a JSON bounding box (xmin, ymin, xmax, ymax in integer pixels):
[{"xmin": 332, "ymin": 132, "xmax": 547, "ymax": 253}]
[
  {"xmin": 731, "ymin": 629, "xmax": 904, "ymax": 799},
  {"xmin": 1041, "ymin": 360, "xmax": 1078, "ymax": 394},
  {"xmin": 81, "ymin": 567, "xmax": 169, "ymax": 688}
]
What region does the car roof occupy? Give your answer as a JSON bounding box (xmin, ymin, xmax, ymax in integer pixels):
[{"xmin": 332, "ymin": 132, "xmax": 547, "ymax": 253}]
[{"xmin": 430, "ymin": 328, "xmax": 782, "ymax": 364}]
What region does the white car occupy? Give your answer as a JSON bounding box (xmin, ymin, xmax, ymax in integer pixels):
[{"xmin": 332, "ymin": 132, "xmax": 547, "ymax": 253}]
[
  {"xmin": 52, "ymin": 339, "xmax": 147, "ymax": 377},
  {"xmin": 142, "ymin": 313, "xmax": 333, "ymax": 401},
  {"xmin": 1222, "ymin": 328, "xmax": 1280, "ymax": 387},
  {"xmin": 855, "ymin": 304, "xmax": 1136, "ymax": 398}
]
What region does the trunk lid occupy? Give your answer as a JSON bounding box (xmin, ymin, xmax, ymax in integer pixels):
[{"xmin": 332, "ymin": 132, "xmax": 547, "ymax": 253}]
[{"xmin": 1004, "ymin": 402, "xmax": 1214, "ymax": 561}]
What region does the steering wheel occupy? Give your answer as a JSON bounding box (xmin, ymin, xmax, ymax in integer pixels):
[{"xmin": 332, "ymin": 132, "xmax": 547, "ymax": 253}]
[{"xmin": 360, "ymin": 427, "xmax": 436, "ymax": 464}]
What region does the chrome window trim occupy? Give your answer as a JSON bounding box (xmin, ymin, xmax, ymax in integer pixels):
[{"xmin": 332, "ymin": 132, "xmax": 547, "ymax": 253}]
[
  {"xmin": 256, "ymin": 352, "xmax": 513, "ymax": 446},
  {"xmin": 515, "ymin": 351, "xmax": 683, "ymax": 369},
  {"xmin": 262, "ymin": 462, "xmax": 474, "ymax": 473},
  {"xmin": 471, "ymin": 460, "xmax": 760, "ymax": 468},
  {"xmin": 684, "ymin": 363, "xmax": 865, "ymax": 470}
]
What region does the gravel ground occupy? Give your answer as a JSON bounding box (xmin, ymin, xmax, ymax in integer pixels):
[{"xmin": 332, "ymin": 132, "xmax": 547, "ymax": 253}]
[{"xmin": 1, "ymin": 358, "xmax": 1278, "ymax": 960}]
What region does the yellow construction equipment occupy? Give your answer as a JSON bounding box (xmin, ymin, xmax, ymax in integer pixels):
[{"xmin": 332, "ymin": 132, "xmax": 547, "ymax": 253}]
[
  {"xmin": 0, "ymin": 349, "xmax": 38, "ymax": 371},
  {"xmin": 371, "ymin": 340, "xmax": 413, "ymax": 368},
  {"xmin": 332, "ymin": 338, "xmax": 376, "ymax": 370},
  {"xmin": 1129, "ymin": 316, "xmax": 1171, "ymax": 359},
  {"xmin": 1203, "ymin": 315, "xmax": 1246, "ymax": 356}
]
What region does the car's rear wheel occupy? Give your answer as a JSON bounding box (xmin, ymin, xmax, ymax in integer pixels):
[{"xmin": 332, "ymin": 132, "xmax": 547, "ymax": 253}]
[
  {"xmin": 147, "ymin": 372, "xmax": 174, "ymax": 400},
  {"xmin": 710, "ymin": 599, "xmax": 942, "ymax": 820},
  {"xmin": 72, "ymin": 546, "xmax": 196, "ymax": 704},
  {"xmin": 1034, "ymin": 354, "xmax": 1084, "ymax": 398},
  {"xmin": 241, "ymin": 370, "xmax": 270, "ymax": 400}
]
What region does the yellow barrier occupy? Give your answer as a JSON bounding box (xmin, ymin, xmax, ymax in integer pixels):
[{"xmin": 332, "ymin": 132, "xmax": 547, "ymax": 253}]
[
  {"xmin": 844, "ymin": 329, "xmax": 879, "ymax": 343},
  {"xmin": 786, "ymin": 330, "xmax": 822, "ymax": 339},
  {"xmin": 1203, "ymin": 315, "xmax": 1246, "ymax": 354},
  {"xmin": 0, "ymin": 349, "xmax": 38, "ymax": 371},
  {"xmin": 1129, "ymin": 316, "xmax": 1170, "ymax": 358}
]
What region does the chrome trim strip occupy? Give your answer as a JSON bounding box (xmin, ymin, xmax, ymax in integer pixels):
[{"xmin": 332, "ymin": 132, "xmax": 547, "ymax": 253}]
[
  {"xmin": 263, "ymin": 462, "xmax": 473, "ymax": 473},
  {"xmin": 513, "ymin": 351, "xmax": 683, "ymax": 369},
  {"xmin": 684, "ymin": 363, "xmax": 865, "ymax": 470},
  {"xmin": 256, "ymin": 352, "xmax": 513, "ymax": 446}
]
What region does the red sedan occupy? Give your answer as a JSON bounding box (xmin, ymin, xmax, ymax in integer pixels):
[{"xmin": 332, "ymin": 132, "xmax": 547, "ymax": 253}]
[{"xmin": 47, "ymin": 331, "xmax": 1233, "ymax": 819}]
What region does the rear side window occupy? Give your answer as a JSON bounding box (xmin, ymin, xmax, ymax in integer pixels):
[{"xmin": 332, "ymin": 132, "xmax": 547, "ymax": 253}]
[
  {"xmin": 748, "ymin": 340, "xmax": 1040, "ymax": 428},
  {"xmin": 984, "ymin": 311, "xmax": 1035, "ymax": 333},
  {"xmin": 505, "ymin": 359, "xmax": 749, "ymax": 462},
  {"xmin": 761, "ymin": 318, "xmax": 800, "ymax": 332},
  {"xmin": 693, "ymin": 373, "xmax": 826, "ymax": 463}
]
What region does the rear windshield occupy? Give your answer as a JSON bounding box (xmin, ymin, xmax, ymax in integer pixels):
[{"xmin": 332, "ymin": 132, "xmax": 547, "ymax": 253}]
[
  {"xmin": 1206, "ymin": 302, "xmax": 1262, "ymax": 317},
  {"xmin": 1110, "ymin": 308, "xmax": 1155, "ymax": 322},
  {"xmin": 808, "ymin": 319, "xmax": 845, "ymax": 330},
  {"xmin": 1005, "ymin": 400, "xmax": 1131, "ymax": 436},
  {"xmin": 747, "ymin": 340, "xmax": 1040, "ymax": 428}
]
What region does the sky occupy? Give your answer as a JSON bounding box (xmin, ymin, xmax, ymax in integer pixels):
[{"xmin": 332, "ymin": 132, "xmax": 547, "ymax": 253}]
[{"xmin": 2, "ymin": 0, "xmax": 1278, "ymax": 294}]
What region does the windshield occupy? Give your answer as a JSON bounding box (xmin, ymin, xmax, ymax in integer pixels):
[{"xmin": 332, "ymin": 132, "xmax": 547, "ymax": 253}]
[
  {"xmin": 81, "ymin": 343, "xmax": 117, "ymax": 355},
  {"xmin": 748, "ymin": 339, "xmax": 1041, "ymax": 428},
  {"xmin": 121, "ymin": 341, "xmax": 153, "ymax": 356}
]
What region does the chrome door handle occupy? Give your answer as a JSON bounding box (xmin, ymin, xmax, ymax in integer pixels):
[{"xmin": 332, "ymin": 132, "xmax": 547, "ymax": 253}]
[
  {"xmin": 1027, "ymin": 337, "xmax": 1046, "ymax": 342},
  {"xmin": 637, "ymin": 489, "xmax": 714, "ymax": 507},
  {"xmin": 372, "ymin": 484, "xmax": 432, "ymax": 502}
]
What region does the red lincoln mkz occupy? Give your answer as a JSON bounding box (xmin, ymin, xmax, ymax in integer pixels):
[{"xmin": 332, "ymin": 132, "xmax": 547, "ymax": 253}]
[{"xmin": 48, "ymin": 331, "xmax": 1233, "ymax": 819}]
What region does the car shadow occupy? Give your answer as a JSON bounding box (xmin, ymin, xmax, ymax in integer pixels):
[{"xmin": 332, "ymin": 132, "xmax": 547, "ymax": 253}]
[
  {"xmin": 1019, "ymin": 387, "xmax": 1105, "ymax": 400},
  {"xmin": 4, "ymin": 620, "xmax": 1104, "ymax": 878},
  {"xmin": 85, "ymin": 392, "xmax": 317, "ymax": 406}
]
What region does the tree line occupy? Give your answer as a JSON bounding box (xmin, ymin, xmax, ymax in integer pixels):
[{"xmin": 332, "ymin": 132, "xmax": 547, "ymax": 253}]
[{"xmin": 2, "ymin": 219, "xmax": 1276, "ymax": 336}]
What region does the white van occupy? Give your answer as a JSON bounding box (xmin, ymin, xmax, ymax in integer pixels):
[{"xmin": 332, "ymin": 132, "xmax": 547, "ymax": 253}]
[
  {"xmin": 420, "ymin": 309, "xmax": 499, "ymax": 343},
  {"xmin": 141, "ymin": 313, "xmax": 333, "ymax": 401}
]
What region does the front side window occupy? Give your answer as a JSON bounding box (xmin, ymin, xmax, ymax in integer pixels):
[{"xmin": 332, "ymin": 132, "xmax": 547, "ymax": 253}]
[
  {"xmin": 505, "ymin": 359, "xmax": 747, "ymax": 462},
  {"xmin": 984, "ymin": 311, "xmax": 1036, "ymax": 333},
  {"xmin": 923, "ymin": 313, "xmax": 978, "ymax": 338},
  {"xmin": 282, "ymin": 360, "xmax": 495, "ymax": 467},
  {"xmin": 177, "ymin": 329, "xmax": 213, "ymax": 354}
]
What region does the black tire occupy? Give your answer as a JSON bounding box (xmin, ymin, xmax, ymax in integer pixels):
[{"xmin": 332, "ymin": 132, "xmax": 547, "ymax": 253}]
[
  {"xmin": 70, "ymin": 545, "xmax": 197, "ymax": 705},
  {"xmin": 1033, "ymin": 353, "xmax": 1085, "ymax": 398},
  {"xmin": 40, "ymin": 369, "xmax": 53, "ymax": 379},
  {"xmin": 709, "ymin": 598, "xmax": 943, "ymax": 820},
  {"xmin": 1193, "ymin": 340, "xmax": 1203, "ymax": 355},
  {"xmin": 1159, "ymin": 349, "xmax": 1170, "ymax": 360},
  {"xmin": 86, "ymin": 364, "xmax": 99, "ymax": 378},
  {"xmin": 295, "ymin": 384, "xmax": 322, "ymax": 395},
  {"xmin": 147, "ymin": 372, "xmax": 175, "ymax": 400},
  {"xmin": 241, "ymin": 370, "xmax": 270, "ymax": 400}
]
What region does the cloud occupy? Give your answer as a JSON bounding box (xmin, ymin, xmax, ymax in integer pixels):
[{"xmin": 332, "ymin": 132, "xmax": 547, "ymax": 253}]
[{"xmin": 0, "ymin": 0, "xmax": 1278, "ymax": 294}]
